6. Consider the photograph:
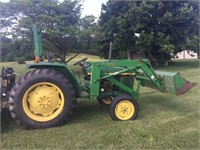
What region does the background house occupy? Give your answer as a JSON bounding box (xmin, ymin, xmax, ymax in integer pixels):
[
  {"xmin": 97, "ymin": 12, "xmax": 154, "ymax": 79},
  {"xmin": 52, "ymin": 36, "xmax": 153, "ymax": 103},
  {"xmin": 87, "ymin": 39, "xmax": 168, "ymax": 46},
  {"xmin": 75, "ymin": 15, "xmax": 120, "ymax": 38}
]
[{"xmin": 174, "ymin": 50, "xmax": 198, "ymax": 59}]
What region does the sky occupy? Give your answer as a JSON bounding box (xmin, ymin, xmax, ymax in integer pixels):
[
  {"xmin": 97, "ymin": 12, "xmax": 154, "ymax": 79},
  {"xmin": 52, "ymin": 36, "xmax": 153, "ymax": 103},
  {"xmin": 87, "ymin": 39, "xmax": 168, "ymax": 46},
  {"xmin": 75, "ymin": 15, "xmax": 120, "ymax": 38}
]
[
  {"xmin": 0, "ymin": 0, "xmax": 108, "ymax": 18},
  {"xmin": 82, "ymin": 0, "xmax": 108, "ymax": 17}
]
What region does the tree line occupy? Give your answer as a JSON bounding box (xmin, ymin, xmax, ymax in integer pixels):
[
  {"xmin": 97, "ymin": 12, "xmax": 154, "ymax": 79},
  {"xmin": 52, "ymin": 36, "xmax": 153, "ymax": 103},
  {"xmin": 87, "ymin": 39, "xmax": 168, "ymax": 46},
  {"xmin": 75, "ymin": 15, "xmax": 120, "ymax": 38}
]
[{"xmin": 0, "ymin": 0, "xmax": 199, "ymax": 65}]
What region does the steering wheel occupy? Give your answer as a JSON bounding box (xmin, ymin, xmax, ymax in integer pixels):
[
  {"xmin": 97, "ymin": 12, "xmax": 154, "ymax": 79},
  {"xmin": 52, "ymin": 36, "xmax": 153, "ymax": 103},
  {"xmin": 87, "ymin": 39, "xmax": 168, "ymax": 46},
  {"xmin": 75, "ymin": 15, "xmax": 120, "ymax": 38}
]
[
  {"xmin": 50, "ymin": 60, "xmax": 63, "ymax": 64},
  {"xmin": 73, "ymin": 58, "xmax": 88, "ymax": 66}
]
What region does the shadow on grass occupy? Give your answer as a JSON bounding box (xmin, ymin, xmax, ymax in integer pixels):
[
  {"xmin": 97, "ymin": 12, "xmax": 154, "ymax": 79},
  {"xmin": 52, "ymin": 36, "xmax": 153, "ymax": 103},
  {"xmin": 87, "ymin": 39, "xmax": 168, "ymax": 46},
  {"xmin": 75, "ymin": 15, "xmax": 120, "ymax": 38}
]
[
  {"xmin": 1, "ymin": 109, "xmax": 19, "ymax": 134},
  {"xmin": 71, "ymin": 100, "xmax": 109, "ymax": 123},
  {"xmin": 0, "ymin": 95, "xmax": 193, "ymax": 133},
  {"xmin": 0, "ymin": 100, "xmax": 109, "ymax": 133},
  {"xmin": 72, "ymin": 95, "xmax": 190, "ymax": 124}
]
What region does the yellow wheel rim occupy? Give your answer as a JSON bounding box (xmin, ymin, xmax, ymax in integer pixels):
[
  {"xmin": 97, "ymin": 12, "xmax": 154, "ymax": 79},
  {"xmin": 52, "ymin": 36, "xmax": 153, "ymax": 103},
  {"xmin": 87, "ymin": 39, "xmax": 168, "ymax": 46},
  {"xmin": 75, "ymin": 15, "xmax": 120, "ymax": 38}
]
[
  {"xmin": 23, "ymin": 82, "xmax": 65, "ymax": 122},
  {"xmin": 115, "ymin": 100, "xmax": 135, "ymax": 120}
]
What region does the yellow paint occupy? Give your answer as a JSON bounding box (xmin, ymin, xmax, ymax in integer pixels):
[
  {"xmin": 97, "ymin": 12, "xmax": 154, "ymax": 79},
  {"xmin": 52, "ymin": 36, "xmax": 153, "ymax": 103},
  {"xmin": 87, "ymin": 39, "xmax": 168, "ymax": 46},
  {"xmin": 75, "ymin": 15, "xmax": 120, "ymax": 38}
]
[
  {"xmin": 115, "ymin": 100, "xmax": 135, "ymax": 120},
  {"xmin": 107, "ymin": 63, "xmax": 115, "ymax": 67},
  {"xmin": 87, "ymin": 72, "xmax": 135, "ymax": 76},
  {"xmin": 102, "ymin": 98, "xmax": 112, "ymax": 105},
  {"xmin": 23, "ymin": 82, "xmax": 64, "ymax": 122},
  {"xmin": 2, "ymin": 80, "xmax": 7, "ymax": 87}
]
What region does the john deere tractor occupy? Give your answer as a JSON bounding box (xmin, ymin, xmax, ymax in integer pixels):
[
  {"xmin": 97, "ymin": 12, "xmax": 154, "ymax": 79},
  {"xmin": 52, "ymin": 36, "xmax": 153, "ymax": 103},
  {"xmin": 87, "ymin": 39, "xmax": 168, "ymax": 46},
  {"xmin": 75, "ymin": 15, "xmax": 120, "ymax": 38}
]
[{"xmin": 0, "ymin": 24, "xmax": 195, "ymax": 129}]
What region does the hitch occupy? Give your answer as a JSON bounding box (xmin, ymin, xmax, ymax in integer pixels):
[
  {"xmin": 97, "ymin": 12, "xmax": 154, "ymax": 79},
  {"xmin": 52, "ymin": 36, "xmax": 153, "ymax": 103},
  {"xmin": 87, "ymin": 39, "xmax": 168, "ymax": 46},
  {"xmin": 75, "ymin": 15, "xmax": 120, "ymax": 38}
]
[{"xmin": 0, "ymin": 67, "xmax": 16, "ymax": 109}]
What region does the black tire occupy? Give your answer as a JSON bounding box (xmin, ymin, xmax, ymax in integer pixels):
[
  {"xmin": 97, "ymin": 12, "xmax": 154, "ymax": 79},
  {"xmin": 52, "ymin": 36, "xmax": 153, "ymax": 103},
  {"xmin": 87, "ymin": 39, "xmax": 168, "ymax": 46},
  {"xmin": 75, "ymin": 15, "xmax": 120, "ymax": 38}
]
[
  {"xmin": 109, "ymin": 94, "xmax": 139, "ymax": 121},
  {"xmin": 9, "ymin": 69, "xmax": 76, "ymax": 129}
]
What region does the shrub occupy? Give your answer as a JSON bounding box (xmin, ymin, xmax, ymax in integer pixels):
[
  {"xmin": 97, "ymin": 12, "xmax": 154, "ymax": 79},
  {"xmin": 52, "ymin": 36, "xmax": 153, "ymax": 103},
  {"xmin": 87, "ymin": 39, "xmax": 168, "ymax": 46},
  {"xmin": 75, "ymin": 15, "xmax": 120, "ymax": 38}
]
[{"xmin": 16, "ymin": 58, "xmax": 26, "ymax": 64}]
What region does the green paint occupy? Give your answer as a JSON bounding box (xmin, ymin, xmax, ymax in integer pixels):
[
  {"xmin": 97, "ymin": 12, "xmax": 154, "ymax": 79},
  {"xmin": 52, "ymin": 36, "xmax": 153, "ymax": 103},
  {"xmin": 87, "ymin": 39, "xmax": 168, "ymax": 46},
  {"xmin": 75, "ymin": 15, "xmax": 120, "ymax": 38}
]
[
  {"xmin": 27, "ymin": 62, "xmax": 81, "ymax": 97},
  {"xmin": 32, "ymin": 24, "xmax": 43, "ymax": 61},
  {"xmin": 30, "ymin": 25, "xmax": 192, "ymax": 101},
  {"xmin": 89, "ymin": 63, "xmax": 101, "ymax": 99},
  {"xmin": 87, "ymin": 59, "xmax": 164, "ymax": 100}
]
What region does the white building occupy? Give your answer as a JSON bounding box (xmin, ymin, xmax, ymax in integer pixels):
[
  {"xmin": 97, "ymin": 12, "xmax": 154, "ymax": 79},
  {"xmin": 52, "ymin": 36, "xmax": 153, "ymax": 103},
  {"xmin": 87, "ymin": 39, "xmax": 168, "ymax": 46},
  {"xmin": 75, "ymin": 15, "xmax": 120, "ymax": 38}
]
[{"xmin": 174, "ymin": 50, "xmax": 198, "ymax": 59}]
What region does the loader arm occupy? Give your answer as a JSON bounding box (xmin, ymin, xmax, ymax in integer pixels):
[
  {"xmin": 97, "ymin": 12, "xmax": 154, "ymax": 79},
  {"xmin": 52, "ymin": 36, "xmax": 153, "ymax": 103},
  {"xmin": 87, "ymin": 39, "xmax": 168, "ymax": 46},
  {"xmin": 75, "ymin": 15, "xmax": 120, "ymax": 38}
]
[
  {"xmin": 135, "ymin": 60, "xmax": 164, "ymax": 92},
  {"xmin": 89, "ymin": 59, "xmax": 163, "ymax": 99},
  {"xmin": 88, "ymin": 59, "xmax": 194, "ymax": 99}
]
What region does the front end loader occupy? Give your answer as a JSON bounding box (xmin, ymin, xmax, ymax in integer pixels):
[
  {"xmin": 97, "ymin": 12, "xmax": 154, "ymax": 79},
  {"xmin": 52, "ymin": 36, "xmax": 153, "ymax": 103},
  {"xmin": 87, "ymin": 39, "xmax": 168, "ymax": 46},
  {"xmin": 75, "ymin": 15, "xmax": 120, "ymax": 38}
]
[{"xmin": 0, "ymin": 24, "xmax": 196, "ymax": 129}]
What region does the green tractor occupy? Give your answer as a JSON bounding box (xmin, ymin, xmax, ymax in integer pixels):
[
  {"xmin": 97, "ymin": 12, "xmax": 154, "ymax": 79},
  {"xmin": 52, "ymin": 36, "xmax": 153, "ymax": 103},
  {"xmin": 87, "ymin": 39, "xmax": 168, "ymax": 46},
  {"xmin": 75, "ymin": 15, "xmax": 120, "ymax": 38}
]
[{"xmin": 0, "ymin": 24, "xmax": 195, "ymax": 129}]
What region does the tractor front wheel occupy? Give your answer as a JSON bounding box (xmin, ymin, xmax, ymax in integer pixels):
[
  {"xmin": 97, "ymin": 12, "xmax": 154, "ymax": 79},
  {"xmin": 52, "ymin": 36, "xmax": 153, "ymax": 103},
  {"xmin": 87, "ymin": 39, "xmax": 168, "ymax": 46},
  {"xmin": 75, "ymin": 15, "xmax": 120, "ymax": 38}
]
[
  {"xmin": 109, "ymin": 95, "xmax": 139, "ymax": 121},
  {"xmin": 9, "ymin": 69, "xmax": 76, "ymax": 129}
]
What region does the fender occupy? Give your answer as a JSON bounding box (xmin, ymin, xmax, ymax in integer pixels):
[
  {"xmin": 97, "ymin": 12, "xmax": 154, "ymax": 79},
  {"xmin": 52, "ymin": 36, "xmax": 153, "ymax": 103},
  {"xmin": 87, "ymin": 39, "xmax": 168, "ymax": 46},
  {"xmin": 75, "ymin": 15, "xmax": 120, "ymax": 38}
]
[{"xmin": 27, "ymin": 62, "xmax": 80, "ymax": 97}]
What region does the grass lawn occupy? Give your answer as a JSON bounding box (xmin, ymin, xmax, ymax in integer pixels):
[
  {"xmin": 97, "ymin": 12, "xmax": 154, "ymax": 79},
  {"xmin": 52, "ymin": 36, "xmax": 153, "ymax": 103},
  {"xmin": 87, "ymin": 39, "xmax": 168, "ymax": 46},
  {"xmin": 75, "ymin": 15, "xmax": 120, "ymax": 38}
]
[{"xmin": 0, "ymin": 57, "xmax": 200, "ymax": 149}]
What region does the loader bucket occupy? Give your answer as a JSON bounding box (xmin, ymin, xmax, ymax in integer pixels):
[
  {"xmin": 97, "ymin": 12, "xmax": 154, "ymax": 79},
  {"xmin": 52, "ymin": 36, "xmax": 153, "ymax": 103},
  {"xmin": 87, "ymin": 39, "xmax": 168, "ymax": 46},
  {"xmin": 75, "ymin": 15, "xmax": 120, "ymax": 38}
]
[
  {"xmin": 139, "ymin": 71, "xmax": 195, "ymax": 95},
  {"xmin": 157, "ymin": 71, "xmax": 195, "ymax": 95}
]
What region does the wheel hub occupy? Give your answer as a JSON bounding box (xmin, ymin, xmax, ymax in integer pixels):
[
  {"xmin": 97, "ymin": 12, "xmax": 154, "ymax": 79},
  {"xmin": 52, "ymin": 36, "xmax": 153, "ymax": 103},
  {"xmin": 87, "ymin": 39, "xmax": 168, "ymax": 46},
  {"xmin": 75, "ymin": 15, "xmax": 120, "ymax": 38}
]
[
  {"xmin": 23, "ymin": 82, "xmax": 64, "ymax": 122},
  {"xmin": 28, "ymin": 85, "xmax": 61, "ymax": 116},
  {"xmin": 115, "ymin": 100, "xmax": 135, "ymax": 120},
  {"xmin": 39, "ymin": 96, "xmax": 50, "ymax": 107}
]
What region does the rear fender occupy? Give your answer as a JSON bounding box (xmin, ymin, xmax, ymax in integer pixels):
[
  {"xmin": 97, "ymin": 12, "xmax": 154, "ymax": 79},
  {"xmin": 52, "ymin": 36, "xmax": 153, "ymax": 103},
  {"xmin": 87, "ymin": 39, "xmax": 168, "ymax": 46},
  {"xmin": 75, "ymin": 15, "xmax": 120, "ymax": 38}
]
[{"xmin": 27, "ymin": 62, "xmax": 80, "ymax": 97}]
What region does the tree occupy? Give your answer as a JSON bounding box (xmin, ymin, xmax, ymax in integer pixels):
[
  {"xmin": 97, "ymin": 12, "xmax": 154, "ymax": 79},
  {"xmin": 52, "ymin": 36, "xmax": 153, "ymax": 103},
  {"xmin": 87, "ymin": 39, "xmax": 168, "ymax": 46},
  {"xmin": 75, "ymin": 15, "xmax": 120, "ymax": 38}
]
[
  {"xmin": 0, "ymin": 36, "xmax": 33, "ymax": 62},
  {"xmin": 79, "ymin": 15, "xmax": 97, "ymax": 52},
  {"xmin": 99, "ymin": 1, "xmax": 131, "ymax": 59},
  {"xmin": 76, "ymin": 15, "xmax": 104, "ymax": 55},
  {"xmin": 0, "ymin": 0, "xmax": 82, "ymax": 62},
  {"xmin": 99, "ymin": 0, "xmax": 199, "ymax": 64}
]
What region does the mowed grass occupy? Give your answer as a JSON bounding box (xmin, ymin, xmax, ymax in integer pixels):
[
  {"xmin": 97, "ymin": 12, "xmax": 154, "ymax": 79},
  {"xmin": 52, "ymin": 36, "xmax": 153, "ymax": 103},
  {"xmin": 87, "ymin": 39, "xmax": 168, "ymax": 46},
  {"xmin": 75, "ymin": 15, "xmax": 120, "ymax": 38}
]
[{"xmin": 0, "ymin": 57, "xmax": 200, "ymax": 149}]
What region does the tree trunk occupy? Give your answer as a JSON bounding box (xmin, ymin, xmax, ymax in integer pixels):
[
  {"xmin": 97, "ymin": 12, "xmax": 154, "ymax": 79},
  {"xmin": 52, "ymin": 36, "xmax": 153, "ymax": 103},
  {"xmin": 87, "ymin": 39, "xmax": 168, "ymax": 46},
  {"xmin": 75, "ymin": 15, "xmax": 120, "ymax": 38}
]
[
  {"xmin": 60, "ymin": 50, "xmax": 66, "ymax": 63},
  {"xmin": 146, "ymin": 51, "xmax": 158, "ymax": 65},
  {"xmin": 127, "ymin": 43, "xmax": 135, "ymax": 59},
  {"xmin": 163, "ymin": 61, "xmax": 169, "ymax": 66},
  {"xmin": 127, "ymin": 49, "xmax": 131, "ymax": 59}
]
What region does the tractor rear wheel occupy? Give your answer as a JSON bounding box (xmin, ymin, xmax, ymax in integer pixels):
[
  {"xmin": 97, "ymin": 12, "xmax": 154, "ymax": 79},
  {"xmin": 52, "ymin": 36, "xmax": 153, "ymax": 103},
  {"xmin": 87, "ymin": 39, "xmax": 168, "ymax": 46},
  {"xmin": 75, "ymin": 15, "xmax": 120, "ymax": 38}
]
[
  {"xmin": 9, "ymin": 69, "xmax": 76, "ymax": 129},
  {"xmin": 109, "ymin": 95, "xmax": 139, "ymax": 121}
]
